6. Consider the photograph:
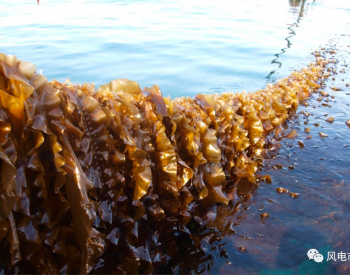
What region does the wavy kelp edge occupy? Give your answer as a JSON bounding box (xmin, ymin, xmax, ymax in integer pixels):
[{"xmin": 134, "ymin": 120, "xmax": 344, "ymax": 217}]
[{"xmin": 0, "ymin": 53, "xmax": 330, "ymax": 274}]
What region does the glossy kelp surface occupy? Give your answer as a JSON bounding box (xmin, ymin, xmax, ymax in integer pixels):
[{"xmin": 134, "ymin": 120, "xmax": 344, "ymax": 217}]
[{"xmin": 0, "ymin": 53, "xmax": 329, "ymax": 273}]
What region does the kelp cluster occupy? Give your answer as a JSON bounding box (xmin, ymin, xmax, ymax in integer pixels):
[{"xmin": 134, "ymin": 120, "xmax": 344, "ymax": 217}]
[{"xmin": 0, "ymin": 53, "xmax": 329, "ymax": 274}]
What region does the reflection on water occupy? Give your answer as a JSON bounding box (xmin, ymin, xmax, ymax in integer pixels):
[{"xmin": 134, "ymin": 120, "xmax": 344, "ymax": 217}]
[
  {"xmin": 289, "ymin": 0, "xmax": 303, "ymax": 8},
  {"xmin": 154, "ymin": 177, "xmax": 260, "ymax": 274},
  {"xmin": 266, "ymin": 0, "xmax": 308, "ymax": 81}
]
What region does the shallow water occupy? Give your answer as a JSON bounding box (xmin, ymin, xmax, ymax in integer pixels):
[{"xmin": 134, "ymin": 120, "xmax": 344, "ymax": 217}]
[{"xmin": 1, "ymin": 0, "xmax": 350, "ymax": 274}]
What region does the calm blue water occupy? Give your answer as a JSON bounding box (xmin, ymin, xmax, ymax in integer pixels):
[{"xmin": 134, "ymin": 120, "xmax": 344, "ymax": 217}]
[
  {"xmin": 1, "ymin": 0, "xmax": 349, "ymax": 97},
  {"xmin": 1, "ymin": 1, "xmax": 350, "ymax": 274}
]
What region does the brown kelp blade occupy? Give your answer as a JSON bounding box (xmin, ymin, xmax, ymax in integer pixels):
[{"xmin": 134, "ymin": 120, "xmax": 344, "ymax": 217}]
[{"xmin": 0, "ymin": 53, "xmax": 328, "ymax": 273}]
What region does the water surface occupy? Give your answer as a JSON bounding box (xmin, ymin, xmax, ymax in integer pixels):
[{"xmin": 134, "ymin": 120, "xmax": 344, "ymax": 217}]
[{"xmin": 0, "ymin": 0, "xmax": 349, "ymax": 97}]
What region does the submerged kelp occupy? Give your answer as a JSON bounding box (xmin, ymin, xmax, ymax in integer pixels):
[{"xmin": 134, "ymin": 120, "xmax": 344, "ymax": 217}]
[{"xmin": 0, "ymin": 53, "xmax": 330, "ymax": 274}]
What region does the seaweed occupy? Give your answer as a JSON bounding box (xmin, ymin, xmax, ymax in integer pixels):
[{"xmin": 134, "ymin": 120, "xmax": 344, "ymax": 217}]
[{"xmin": 0, "ymin": 53, "xmax": 329, "ymax": 274}]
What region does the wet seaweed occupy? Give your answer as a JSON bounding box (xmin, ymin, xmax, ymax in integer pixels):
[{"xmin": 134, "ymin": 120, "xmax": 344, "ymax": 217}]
[{"xmin": 0, "ymin": 53, "xmax": 329, "ymax": 274}]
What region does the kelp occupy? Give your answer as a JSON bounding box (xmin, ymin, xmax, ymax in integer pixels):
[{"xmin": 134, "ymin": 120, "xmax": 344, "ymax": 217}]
[{"xmin": 0, "ymin": 53, "xmax": 329, "ymax": 274}]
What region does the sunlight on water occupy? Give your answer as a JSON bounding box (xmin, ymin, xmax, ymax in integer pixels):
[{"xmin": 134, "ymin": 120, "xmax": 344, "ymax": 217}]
[{"xmin": 0, "ymin": 0, "xmax": 349, "ymax": 97}]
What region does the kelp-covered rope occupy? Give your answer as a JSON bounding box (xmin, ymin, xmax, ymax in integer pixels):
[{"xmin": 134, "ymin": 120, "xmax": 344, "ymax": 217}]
[{"xmin": 0, "ymin": 53, "xmax": 330, "ymax": 273}]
